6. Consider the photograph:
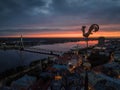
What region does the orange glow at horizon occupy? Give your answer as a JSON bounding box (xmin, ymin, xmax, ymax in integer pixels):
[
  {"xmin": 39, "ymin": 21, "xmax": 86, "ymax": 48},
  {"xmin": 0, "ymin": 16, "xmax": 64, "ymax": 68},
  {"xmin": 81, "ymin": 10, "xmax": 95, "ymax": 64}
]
[
  {"xmin": 0, "ymin": 24, "xmax": 120, "ymax": 38},
  {"xmin": 1, "ymin": 31, "xmax": 120, "ymax": 38}
]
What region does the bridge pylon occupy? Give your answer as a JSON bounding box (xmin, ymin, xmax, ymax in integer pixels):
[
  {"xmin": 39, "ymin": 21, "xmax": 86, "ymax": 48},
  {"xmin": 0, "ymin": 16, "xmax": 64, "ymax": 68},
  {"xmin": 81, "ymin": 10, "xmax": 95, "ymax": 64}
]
[{"xmin": 20, "ymin": 35, "xmax": 24, "ymax": 50}]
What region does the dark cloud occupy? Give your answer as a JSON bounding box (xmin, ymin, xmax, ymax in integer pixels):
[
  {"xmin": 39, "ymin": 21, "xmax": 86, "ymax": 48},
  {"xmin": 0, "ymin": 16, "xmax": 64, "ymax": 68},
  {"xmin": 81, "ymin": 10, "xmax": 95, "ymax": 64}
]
[
  {"xmin": 51, "ymin": 0, "xmax": 120, "ymax": 24},
  {"xmin": 0, "ymin": 0, "xmax": 46, "ymax": 26},
  {"xmin": 0, "ymin": 0, "xmax": 45, "ymax": 14},
  {"xmin": 0, "ymin": 0, "xmax": 120, "ymax": 25},
  {"xmin": 0, "ymin": 24, "xmax": 119, "ymax": 36},
  {"xmin": 0, "ymin": 27, "xmax": 81, "ymax": 36},
  {"xmin": 0, "ymin": 0, "xmax": 120, "ymax": 36}
]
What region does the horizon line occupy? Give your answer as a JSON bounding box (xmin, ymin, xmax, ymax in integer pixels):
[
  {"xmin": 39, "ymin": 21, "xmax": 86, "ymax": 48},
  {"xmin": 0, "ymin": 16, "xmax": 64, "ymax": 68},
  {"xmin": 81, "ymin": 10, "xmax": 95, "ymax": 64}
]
[{"xmin": 0, "ymin": 36, "xmax": 120, "ymax": 39}]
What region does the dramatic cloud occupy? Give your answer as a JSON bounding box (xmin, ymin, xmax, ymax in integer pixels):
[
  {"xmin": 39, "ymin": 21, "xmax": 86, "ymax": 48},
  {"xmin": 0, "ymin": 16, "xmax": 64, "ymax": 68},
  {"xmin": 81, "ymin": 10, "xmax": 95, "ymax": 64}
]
[{"xmin": 0, "ymin": 0, "xmax": 120, "ymax": 37}]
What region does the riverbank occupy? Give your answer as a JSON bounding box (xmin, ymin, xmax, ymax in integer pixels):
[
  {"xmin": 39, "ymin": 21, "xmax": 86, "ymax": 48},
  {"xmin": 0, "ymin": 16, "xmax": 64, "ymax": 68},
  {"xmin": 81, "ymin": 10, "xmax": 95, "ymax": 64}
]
[
  {"xmin": 0, "ymin": 58, "xmax": 51, "ymax": 86},
  {"xmin": 0, "ymin": 45, "xmax": 21, "ymax": 50}
]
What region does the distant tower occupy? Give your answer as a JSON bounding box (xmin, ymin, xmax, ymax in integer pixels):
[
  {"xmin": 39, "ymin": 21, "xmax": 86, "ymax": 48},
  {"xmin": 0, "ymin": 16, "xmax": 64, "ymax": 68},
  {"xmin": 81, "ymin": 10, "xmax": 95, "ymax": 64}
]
[
  {"xmin": 98, "ymin": 37, "xmax": 105, "ymax": 46},
  {"xmin": 20, "ymin": 35, "xmax": 24, "ymax": 50}
]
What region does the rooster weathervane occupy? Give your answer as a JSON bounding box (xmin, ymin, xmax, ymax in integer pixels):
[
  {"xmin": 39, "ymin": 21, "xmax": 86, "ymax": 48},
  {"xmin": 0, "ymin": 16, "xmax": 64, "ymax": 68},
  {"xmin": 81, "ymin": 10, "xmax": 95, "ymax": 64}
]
[
  {"xmin": 81, "ymin": 24, "xmax": 99, "ymax": 48},
  {"xmin": 81, "ymin": 24, "xmax": 99, "ymax": 38}
]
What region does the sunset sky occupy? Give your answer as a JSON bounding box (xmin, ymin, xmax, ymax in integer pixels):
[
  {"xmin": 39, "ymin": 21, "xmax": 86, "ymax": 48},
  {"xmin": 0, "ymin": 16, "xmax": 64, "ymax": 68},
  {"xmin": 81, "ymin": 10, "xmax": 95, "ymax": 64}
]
[{"xmin": 0, "ymin": 0, "xmax": 120, "ymax": 38}]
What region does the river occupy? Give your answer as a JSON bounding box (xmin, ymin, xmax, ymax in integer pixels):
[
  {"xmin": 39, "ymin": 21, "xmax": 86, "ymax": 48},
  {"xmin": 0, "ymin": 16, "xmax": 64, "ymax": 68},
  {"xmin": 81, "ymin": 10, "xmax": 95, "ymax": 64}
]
[{"xmin": 0, "ymin": 40, "xmax": 97, "ymax": 72}]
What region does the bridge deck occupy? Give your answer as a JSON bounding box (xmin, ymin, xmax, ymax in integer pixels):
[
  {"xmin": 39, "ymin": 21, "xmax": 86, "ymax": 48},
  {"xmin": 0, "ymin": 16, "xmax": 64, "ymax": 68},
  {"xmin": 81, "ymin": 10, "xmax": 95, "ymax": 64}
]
[{"xmin": 23, "ymin": 47, "xmax": 64, "ymax": 56}]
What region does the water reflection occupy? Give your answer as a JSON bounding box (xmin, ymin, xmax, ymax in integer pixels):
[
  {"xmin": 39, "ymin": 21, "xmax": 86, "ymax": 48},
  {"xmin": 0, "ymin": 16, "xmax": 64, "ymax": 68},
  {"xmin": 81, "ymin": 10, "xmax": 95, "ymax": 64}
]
[
  {"xmin": 0, "ymin": 50, "xmax": 49, "ymax": 72},
  {"xmin": 33, "ymin": 40, "xmax": 98, "ymax": 51},
  {"xmin": 0, "ymin": 40, "xmax": 97, "ymax": 72}
]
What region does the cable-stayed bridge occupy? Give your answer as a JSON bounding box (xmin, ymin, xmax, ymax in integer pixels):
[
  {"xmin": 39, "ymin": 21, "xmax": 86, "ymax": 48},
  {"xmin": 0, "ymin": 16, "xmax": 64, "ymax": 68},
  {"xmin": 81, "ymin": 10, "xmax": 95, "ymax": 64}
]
[{"xmin": 23, "ymin": 47, "xmax": 64, "ymax": 56}]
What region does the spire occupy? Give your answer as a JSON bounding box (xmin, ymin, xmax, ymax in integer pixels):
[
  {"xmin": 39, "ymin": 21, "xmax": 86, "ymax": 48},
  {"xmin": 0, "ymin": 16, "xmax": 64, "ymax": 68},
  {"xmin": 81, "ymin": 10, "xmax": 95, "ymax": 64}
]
[
  {"xmin": 85, "ymin": 70, "xmax": 88, "ymax": 90},
  {"xmin": 20, "ymin": 34, "xmax": 24, "ymax": 50}
]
